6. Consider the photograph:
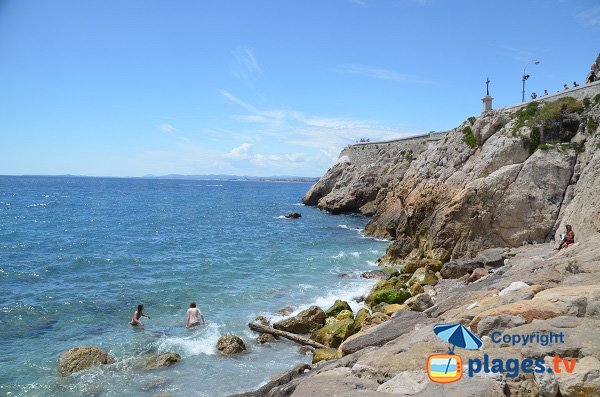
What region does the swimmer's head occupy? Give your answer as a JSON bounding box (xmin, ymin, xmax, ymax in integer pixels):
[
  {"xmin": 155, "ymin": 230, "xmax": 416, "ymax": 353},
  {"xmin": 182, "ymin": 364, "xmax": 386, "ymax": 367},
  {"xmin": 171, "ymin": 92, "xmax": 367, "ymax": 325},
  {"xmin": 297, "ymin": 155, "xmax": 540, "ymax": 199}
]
[{"xmin": 190, "ymin": 302, "xmax": 196, "ymax": 308}]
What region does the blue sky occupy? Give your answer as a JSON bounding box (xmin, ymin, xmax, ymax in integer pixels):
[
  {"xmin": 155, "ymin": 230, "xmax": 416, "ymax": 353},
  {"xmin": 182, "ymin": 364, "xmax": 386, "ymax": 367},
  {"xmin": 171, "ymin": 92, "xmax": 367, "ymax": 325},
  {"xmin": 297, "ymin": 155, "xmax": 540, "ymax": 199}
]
[{"xmin": 1, "ymin": 0, "xmax": 598, "ymax": 177}]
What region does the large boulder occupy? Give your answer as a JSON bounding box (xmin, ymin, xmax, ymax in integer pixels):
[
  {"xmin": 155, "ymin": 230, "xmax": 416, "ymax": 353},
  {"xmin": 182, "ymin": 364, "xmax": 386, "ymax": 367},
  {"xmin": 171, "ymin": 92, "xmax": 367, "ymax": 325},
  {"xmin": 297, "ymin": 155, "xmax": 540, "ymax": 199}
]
[
  {"xmin": 380, "ymin": 236, "xmax": 417, "ymax": 264},
  {"xmin": 353, "ymin": 308, "xmax": 371, "ymax": 331},
  {"xmin": 310, "ymin": 318, "xmax": 356, "ymax": 348},
  {"xmin": 407, "ymin": 267, "xmax": 438, "ymax": 287},
  {"xmin": 402, "ymin": 258, "xmax": 443, "ymax": 274},
  {"xmin": 366, "ymin": 288, "xmax": 411, "ymax": 306},
  {"xmin": 146, "ymin": 352, "xmax": 181, "ymax": 369},
  {"xmin": 325, "ymin": 300, "xmax": 352, "ymax": 318},
  {"xmin": 58, "ymin": 346, "xmax": 115, "ymax": 376},
  {"xmin": 555, "ymin": 356, "xmax": 600, "ymax": 397},
  {"xmin": 273, "ymin": 306, "xmax": 326, "ymax": 334},
  {"xmin": 441, "ymin": 257, "xmax": 484, "ymax": 279},
  {"xmin": 406, "ymin": 293, "xmax": 434, "ymax": 312},
  {"xmin": 216, "ymin": 334, "xmax": 246, "ymax": 355}
]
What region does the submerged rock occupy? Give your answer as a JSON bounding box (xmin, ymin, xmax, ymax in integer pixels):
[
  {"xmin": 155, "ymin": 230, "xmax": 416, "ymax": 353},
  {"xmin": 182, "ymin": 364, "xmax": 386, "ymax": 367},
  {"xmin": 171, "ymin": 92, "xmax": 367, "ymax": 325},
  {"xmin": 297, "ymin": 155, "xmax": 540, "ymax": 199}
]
[
  {"xmin": 257, "ymin": 333, "xmax": 277, "ymax": 344},
  {"xmin": 57, "ymin": 346, "xmax": 114, "ymax": 376},
  {"xmin": 216, "ymin": 334, "xmax": 246, "ymax": 355},
  {"xmin": 273, "ymin": 306, "xmax": 326, "ymax": 334},
  {"xmin": 146, "ymin": 352, "xmax": 181, "ymax": 369},
  {"xmin": 285, "ymin": 212, "xmax": 302, "ymax": 219}
]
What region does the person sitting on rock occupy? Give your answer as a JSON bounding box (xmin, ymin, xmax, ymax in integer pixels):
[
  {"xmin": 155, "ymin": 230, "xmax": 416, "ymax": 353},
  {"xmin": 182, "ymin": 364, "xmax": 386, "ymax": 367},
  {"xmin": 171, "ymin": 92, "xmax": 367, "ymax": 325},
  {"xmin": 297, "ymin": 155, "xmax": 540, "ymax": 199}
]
[
  {"xmin": 130, "ymin": 304, "xmax": 150, "ymax": 327},
  {"xmin": 186, "ymin": 302, "xmax": 204, "ymax": 328},
  {"xmin": 557, "ymin": 225, "xmax": 575, "ymax": 250}
]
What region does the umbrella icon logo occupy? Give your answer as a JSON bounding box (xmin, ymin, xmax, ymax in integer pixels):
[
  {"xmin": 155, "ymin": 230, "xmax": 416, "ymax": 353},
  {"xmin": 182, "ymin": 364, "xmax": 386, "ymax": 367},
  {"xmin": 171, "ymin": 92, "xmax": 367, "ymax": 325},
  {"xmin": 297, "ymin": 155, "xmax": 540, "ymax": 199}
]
[{"xmin": 427, "ymin": 324, "xmax": 483, "ymax": 383}]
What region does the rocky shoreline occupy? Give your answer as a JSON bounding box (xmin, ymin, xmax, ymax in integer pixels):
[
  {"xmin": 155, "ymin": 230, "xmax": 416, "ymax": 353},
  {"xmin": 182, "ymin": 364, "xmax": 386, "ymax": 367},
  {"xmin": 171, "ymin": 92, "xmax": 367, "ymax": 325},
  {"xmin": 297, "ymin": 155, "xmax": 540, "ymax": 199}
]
[{"xmin": 229, "ymin": 56, "xmax": 600, "ymax": 397}]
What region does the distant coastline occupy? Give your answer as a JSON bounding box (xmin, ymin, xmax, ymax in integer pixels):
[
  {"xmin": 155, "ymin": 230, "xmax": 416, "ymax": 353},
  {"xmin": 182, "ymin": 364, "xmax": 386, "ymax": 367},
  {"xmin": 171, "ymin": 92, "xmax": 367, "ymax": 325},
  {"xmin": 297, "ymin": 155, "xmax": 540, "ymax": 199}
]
[{"xmin": 1, "ymin": 174, "xmax": 319, "ymax": 183}]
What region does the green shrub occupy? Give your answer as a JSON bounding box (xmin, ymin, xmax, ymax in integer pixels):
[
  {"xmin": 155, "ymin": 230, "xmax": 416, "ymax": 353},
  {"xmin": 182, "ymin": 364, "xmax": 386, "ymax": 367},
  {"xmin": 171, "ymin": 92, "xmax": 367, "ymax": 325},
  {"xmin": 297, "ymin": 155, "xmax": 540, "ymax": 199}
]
[
  {"xmin": 587, "ymin": 118, "xmax": 599, "ymax": 133},
  {"xmin": 512, "ymin": 101, "xmax": 539, "ymax": 134},
  {"xmin": 538, "ymin": 97, "xmax": 583, "ymax": 123},
  {"xmin": 594, "ymin": 93, "xmax": 600, "ymax": 105},
  {"xmin": 583, "ymin": 97, "xmax": 591, "ymax": 108},
  {"xmin": 462, "ymin": 126, "xmax": 477, "ymax": 148},
  {"xmin": 529, "ymin": 127, "xmax": 541, "ymax": 154},
  {"xmin": 538, "ymin": 143, "xmax": 551, "ymax": 150},
  {"xmin": 467, "ymin": 116, "xmax": 477, "ymax": 124}
]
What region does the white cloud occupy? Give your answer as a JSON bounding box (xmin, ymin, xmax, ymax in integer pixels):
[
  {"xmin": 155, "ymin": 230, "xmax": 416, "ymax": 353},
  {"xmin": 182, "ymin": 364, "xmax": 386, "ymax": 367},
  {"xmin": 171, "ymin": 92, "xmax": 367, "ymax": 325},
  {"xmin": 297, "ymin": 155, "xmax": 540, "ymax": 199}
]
[
  {"xmin": 577, "ymin": 5, "xmax": 600, "ymax": 26},
  {"xmin": 231, "ymin": 46, "xmax": 262, "ymax": 83},
  {"xmin": 336, "ymin": 64, "xmax": 432, "ymax": 84},
  {"xmin": 220, "ymin": 90, "xmax": 258, "ymax": 113},
  {"xmin": 158, "ymin": 123, "xmax": 177, "ymax": 133},
  {"xmin": 224, "ymin": 143, "xmax": 253, "ymax": 160}
]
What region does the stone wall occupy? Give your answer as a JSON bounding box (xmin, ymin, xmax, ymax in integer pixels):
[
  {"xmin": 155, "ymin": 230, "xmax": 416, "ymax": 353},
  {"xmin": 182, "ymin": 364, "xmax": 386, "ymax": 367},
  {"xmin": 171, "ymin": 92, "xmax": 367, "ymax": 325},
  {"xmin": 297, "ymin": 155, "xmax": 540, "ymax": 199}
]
[
  {"xmin": 500, "ymin": 80, "xmax": 600, "ymax": 113},
  {"xmin": 341, "ymin": 131, "xmax": 449, "ymax": 167}
]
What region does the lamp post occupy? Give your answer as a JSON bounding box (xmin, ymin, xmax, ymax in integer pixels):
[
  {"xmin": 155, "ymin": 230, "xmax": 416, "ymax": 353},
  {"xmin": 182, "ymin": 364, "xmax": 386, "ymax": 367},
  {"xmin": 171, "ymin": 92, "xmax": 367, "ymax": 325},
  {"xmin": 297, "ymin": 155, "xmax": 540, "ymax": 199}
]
[{"xmin": 522, "ymin": 59, "xmax": 540, "ymax": 102}]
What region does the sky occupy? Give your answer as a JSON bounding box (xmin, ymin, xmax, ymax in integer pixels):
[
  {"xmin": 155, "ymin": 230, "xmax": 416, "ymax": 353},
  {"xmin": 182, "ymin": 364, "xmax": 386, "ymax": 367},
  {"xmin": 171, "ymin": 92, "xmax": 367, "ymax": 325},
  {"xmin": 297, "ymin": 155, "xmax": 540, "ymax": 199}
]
[{"xmin": 0, "ymin": 1, "xmax": 599, "ymax": 177}]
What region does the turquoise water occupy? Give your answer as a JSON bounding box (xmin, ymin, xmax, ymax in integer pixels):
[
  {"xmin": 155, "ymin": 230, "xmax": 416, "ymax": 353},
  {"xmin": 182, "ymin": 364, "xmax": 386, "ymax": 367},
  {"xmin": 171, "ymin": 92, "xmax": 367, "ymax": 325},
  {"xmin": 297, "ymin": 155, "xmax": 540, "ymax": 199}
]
[{"xmin": 0, "ymin": 176, "xmax": 388, "ymax": 396}]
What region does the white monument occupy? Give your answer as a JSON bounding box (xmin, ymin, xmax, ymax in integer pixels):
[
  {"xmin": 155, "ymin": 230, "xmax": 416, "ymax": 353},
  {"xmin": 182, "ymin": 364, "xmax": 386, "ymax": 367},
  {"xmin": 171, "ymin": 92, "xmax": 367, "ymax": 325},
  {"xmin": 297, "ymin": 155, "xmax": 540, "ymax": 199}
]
[{"xmin": 482, "ymin": 78, "xmax": 493, "ymax": 112}]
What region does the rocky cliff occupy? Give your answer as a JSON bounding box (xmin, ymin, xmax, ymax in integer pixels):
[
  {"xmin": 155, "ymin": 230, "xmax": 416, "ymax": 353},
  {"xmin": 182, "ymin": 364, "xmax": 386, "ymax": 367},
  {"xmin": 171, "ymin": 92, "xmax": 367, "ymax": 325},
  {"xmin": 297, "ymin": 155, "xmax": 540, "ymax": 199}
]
[{"xmin": 304, "ymin": 84, "xmax": 600, "ymax": 260}]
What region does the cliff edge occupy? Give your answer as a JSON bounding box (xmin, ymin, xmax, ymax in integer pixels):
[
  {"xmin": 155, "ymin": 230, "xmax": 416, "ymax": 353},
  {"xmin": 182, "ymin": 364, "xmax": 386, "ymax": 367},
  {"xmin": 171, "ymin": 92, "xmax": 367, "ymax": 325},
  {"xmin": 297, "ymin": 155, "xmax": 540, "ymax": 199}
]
[{"xmin": 304, "ymin": 81, "xmax": 600, "ymax": 260}]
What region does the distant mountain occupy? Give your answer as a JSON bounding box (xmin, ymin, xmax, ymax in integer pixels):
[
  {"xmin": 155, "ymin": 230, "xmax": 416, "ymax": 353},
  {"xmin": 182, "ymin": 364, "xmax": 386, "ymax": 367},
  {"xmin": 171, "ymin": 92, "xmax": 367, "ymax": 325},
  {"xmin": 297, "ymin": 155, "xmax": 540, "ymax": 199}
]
[{"xmin": 141, "ymin": 174, "xmax": 318, "ymax": 182}]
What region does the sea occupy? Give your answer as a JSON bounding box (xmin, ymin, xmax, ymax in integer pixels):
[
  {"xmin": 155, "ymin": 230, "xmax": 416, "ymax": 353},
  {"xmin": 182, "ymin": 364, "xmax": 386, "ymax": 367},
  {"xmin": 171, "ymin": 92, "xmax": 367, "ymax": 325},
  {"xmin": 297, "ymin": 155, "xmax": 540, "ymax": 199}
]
[{"xmin": 0, "ymin": 176, "xmax": 389, "ymax": 397}]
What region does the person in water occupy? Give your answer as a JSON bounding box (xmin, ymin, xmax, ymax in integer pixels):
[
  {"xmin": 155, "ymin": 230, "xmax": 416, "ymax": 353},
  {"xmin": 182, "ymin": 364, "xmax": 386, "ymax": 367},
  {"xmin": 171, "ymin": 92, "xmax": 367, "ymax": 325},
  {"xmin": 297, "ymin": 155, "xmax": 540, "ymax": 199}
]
[
  {"xmin": 130, "ymin": 304, "xmax": 150, "ymax": 326},
  {"xmin": 186, "ymin": 302, "xmax": 204, "ymax": 328}
]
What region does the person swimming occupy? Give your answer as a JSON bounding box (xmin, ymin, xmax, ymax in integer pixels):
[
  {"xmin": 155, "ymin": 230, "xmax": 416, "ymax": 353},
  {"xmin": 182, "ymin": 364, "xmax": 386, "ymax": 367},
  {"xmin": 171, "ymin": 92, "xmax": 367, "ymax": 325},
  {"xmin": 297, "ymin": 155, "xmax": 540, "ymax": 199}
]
[
  {"xmin": 130, "ymin": 304, "xmax": 150, "ymax": 326},
  {"xmin": 186, "ymin": 302, "xmax": 204, "ymax": 328}
]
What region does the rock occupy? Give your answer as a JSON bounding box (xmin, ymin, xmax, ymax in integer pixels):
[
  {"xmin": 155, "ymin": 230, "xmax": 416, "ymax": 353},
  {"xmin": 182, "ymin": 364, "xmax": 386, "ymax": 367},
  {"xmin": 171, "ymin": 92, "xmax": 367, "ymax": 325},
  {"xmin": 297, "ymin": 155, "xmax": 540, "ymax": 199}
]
[
  {"xmin": 380, "ymin": 236, "xmax": 417, "ymax": 264},
  {"xmin": 376, "ymin": 370, "xmax": 429, "ymax": 394},
  {"xmin": 340, "ymin": 311, "xmax": 431, "ymax": 356},
  {"xmin": 407, "ymin": 267, "xmax": 438, "ymax": 287},
  {"xmin": 406, "ymin": 293, "xmax": 434, "ymax": 312},
  {"xmin": 336, "ymin": 310, "xmax": 353, "ymax": 321},
  {"xmin": 57, "ymin": 346, "xmax": 115, "ymax": 376},
  {"xmin": 366, "ymin": 288, "xmax": 411, "ymax": 306},
  {"xmin": 403, "ymin": 258, "xmax": 443, "ymax": 274},
  {"xmin": 361, "ymin": 267, "xmax": 399, "ymax": 280},
  {"xmin": 325, "ymin": 300, "xmax": 352, "ymax": 318},
  {"xmin": 353, "ymin": 308, "xmax": 371, "ymax": 331},
  {"xmin": 312, "ymin": 348, "xmax": 339, "ymax": 364},
  {"xmin": 441, "ymin": 257, "xmax": 484, "ymax": 279},
  {"xmin": 216, "ymin": 334, "xmax": 246, "ymax": 355},
  {"xmin": 257, "ymin": 333, "xmax": 277, "ymax": 344},
  {"xmin": 470, "ymin": 300, "xmax": 562, "ymax": 333},
  {"xmin": 430, "ymin": 247, "xmax": 451, "ymax": 264},
  {"xmin": 410, "ymin": 283, "xmax": 424, "ymax": 296},
  {"xmin": 533, "ymin": 356, "xmax": 559, "ymax": 397},
  {"xmin": 476, "ymin": 314, "xmax": 527, "ymax": 336},
  {"xmin": 554, "ymin": 356, "xmax": 600, "ymax": 397},
  {"xmin": 476, "ymin": 248, "xmax": 507, "ymax": 268},
  {"xmin": 382, "ymin": 304, "xmax": 408, "ymax": 316},
  {"xmin": 146, "ymin": 352, "xmax": 182, "ymax": 369},
  {"xmin": 285, "ymin": 212, "xmax": 301, "ymax": 219},
  {"xmin": 310, "ymin": 318, "xmax": 356, "ymax": 348},
  {"xmin": 255, "ymin": 316, "xmax": 269, "ymax": 326},
  {"xmin": 298, "ymin": 346, "xmax": 313, "ymax": 356},
  {"xmin": 276, "ymin": 306, "xmax": 294, "ymax": 316},
  {"xmin": 273, "ymin": 306, "xmax": 326, "ymax": 334},
  {"xmin": 499, "ymin": 281, "xmax": 529, "ymax": 296},
  {"xmin": 359, "ymin": 312, "xmax": 389, "ymax": 330}
]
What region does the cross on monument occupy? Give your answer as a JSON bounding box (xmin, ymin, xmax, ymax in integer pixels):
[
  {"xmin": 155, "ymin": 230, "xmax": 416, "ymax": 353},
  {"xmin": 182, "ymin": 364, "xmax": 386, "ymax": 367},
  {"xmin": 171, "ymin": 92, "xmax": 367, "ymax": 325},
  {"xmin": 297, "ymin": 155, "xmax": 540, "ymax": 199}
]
[{"xmin": 486, "ymin": 78, "xmax": 490, "ymax": 96}]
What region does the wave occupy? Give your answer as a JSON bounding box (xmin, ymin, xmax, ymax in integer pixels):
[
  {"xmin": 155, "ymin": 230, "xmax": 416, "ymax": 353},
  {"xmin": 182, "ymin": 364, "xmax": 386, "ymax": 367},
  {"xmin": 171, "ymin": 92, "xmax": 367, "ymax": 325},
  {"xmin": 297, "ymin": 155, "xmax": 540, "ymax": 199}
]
[
  {"xmin": 156, "ymin": 322, "xmax": 222, "ymax": 356},
  {"xmin": 27, "ymin": 203, "xmax": 47, "ymax": 208},
  {"xmin": 291, "ymin": 203, "xmax": 305, "ymax": 206},
  {"xmin": 330, "ymin": 252, "xmax": 345, "ymax": 259},
  {"xmin": 206, "ymin": 184, "xmax": 224, "ymax": 187}
]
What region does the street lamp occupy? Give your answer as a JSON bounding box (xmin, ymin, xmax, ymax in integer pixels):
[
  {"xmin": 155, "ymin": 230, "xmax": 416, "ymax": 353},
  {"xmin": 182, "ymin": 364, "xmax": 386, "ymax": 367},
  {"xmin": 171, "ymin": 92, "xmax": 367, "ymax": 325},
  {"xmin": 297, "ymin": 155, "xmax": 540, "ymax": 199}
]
[{"xmin": 522, "ymin": 59, "xmax": 540, "ymax": 102}]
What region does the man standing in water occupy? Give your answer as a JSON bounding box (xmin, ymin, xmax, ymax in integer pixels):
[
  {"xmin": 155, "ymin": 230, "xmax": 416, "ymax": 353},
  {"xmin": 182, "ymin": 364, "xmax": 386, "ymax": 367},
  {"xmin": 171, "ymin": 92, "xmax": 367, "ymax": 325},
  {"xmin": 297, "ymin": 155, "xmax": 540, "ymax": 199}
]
[{"xmin": 186, "ymin": 302, "xmax": 204, "ymax": 328}]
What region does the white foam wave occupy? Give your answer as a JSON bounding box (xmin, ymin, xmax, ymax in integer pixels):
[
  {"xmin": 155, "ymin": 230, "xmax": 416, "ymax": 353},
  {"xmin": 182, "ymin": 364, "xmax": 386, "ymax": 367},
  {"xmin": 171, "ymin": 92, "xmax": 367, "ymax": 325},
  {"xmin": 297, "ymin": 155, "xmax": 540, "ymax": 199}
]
[
  {"xmin": 331, "ymin": 252, "xmax": 345, "ymax": 259},
  {"xmin": 292, "ymin": 203, "xmax": 305, "ymax": 206},
  {"xmin": 206, "ymin": 184, "xmax": 223, "ymax": 187},
  {"xmin": 338, "ymin": 224, "xmax": 350, "ymax": 230},
  {"xmin": 27, "ymin": 203, "xmax": 47, "ymax": 208},
  {"xmin": 350, "ymin": 252, "xmax": 360, "ymax": 257},
  {"xmin": 156, "ymin": 322, "xmax": 222, "ymax": 356},
  {"xmin": 274, "ymin": 215, "xmax": 287, "ymax": 219}
]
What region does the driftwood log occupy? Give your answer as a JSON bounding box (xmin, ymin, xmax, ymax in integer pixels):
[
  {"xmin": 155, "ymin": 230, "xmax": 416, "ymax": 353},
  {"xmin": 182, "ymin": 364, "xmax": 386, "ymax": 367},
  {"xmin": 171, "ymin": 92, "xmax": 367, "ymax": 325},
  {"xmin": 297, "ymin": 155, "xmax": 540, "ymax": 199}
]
[{"xmin": 248, "ymin": 323, "xmax": 326, "ymax": 349}]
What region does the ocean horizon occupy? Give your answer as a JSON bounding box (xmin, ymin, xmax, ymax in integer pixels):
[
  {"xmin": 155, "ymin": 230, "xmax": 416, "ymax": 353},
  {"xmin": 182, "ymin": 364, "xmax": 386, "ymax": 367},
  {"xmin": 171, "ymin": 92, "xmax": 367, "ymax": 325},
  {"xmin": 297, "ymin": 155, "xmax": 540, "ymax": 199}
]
[{"xmin": 0, "ymin": 175, "xmax": 388, "ymax": 396}]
